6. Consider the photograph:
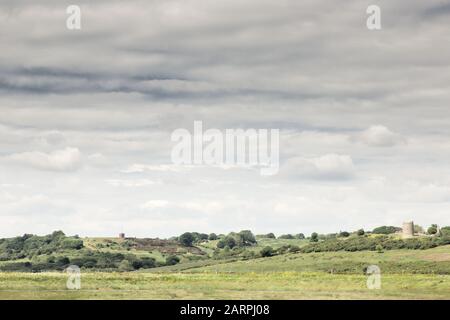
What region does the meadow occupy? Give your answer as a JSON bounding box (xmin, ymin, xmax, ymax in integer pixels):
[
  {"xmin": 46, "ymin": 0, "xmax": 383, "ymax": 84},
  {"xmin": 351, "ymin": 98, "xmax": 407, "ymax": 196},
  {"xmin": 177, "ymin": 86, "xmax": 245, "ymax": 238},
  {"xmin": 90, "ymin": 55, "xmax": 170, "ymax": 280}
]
[
  {"xmin": 1, "ymin": 245, "xmax": 449, "ymax": 300},
  {"xmin": 1, "ymin": 230, "xmax": 450, "ymax": 299}
]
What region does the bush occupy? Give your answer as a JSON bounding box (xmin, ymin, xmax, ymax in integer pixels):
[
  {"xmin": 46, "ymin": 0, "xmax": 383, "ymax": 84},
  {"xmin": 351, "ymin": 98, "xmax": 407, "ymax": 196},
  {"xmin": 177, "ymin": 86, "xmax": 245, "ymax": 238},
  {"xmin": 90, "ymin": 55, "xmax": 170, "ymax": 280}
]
[
  {"xmin": 356, "ymin": 229, "xmax": 365, "ymax": 236},
  {"xmin": 258, "ymin": 233, "xmax": 276, "ymax": 239},
  {"xmin": 372, "ymin": 226, "xmax": 401, "ymax": 235},
  {"xmin": 278, "ymin": 234, "xmax": 295, "ymax": 239},
  {"xmin": 441, "ymin": 226, "xmax": 450, "ymax": 237},
  {"xmin": 165, "ymin": 255, "xmax": 180, "ymax": 266},
  {"xmin": 300, "ymin": 235, "xmax": 450, "ymax": 253},
  {"xmin": 118, "ymin": 260, "xmax": 134, "ymax": 271},
  {"xmin": 310, "ymin": 233, "xmax": 319, "ymax": 242},
  {"xmin": 296, "ymin": 233, "xmax": 305, "ymax": 239},
  {"xmin": 61, "ymin": 239, "xmax": 84, "ymax": 250},
  {"xmin": 260, "ymin": 246, "xmax": 274, "ymax": 257}
]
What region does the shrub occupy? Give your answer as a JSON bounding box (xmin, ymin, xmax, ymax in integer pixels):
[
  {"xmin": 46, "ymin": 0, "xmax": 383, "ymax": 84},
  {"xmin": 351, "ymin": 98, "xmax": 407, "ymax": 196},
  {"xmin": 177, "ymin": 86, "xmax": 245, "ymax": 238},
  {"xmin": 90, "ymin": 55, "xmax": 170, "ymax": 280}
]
[
  {"xmin": 260, "ymin": 246, "xmax": 274, "ymax": 257},
  {"xmin": 310, "ymin": 233, "xmax": 319, "ymax": 242},
  {"xmin": 372, "ymin": 226, "xmax": 401, "ymax": 235},
  {"xmin": 278, "ymin": 234, "xmax": 295, "ymax": 239},
  {"xmin": 165, "ymin": 255, "xmax": 180, "ymax": 266},
  {"xmin": 61, "ymin": 238, "xmax": 84, "ymax": 250},
  {"xmin": 118, "ymin": 260, "xmax": 134, "ymax": 271},
  {"xmin": 356, "ymin": 229, "xmax": 365, "ymax": 236}
]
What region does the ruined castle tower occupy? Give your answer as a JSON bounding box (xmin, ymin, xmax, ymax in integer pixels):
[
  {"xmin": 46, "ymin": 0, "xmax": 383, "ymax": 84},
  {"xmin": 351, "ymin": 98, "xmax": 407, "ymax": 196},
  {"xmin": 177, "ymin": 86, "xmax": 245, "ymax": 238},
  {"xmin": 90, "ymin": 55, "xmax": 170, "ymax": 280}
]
[{"xmin": 402, "ymin": 221, "xmax": 414, "ymax": 238}]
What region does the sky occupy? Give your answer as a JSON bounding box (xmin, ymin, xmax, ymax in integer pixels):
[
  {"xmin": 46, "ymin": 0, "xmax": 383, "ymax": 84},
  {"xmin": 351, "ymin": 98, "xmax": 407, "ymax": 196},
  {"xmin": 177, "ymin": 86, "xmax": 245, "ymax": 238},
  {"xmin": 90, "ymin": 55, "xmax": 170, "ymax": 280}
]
[{"xmin": 0, "ymin": 0, "xmax": 450, "ymax": 238}]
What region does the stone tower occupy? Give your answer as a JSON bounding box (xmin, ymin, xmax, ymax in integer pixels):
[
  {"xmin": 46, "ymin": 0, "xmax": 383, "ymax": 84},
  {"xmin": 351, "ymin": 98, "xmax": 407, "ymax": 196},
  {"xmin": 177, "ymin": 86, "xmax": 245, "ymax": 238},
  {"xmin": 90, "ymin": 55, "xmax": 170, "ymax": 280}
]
[{"xmin": 402, "ymin": 221, "xmax": 414, "ymax": 238}]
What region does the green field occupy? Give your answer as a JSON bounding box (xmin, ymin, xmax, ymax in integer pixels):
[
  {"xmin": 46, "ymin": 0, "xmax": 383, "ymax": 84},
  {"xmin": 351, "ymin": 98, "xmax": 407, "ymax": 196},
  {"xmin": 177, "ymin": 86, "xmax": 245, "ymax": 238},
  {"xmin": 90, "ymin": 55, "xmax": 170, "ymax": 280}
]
[
  {"xmin": 1, "ymin": 245, "xmax": 449, "ymax": 299},
  {"xmin": 0, "ymin": 272, "xmax": 448, "ymax": 300}
]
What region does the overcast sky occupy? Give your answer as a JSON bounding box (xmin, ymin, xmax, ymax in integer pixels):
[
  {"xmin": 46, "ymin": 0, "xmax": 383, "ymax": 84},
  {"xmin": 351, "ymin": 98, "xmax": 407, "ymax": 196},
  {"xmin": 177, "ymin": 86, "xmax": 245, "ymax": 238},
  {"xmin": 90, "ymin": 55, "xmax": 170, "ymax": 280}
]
[{"xmin": 1, "ymin": 0, "xmax": 450, "ymax": 238}]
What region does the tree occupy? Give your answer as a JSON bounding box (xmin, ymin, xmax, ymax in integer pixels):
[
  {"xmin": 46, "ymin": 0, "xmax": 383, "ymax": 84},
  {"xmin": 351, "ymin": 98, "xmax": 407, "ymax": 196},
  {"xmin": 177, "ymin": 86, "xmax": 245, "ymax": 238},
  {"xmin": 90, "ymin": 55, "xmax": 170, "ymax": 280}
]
[
  {"xmin": 310, "ymin": 232, "xmax": 319, "ymax": 242},
  {"xmin": 238, "ymin": 230, "xmax": 257, "ymax": 246},
  {"xmin": 208, "ymin": 233, "xmax": 218, "ymax": 241},
  {"xmin": 440, "ymin": 226, "xmax": 450, "ymax": 237},
  {"xmin": 165, "ymin": 255, "xmax": 180, "ymax": 266},
  {"xmin": 427, "ymin": 224, "xmax": 438, "ymax": 235},
  {"xmin": 372, "ymin": 226, "xmax": 401, "ymax": 235},
  {"xmin": 260, "ymin": 246, "xmax": 274, "ymax": 257},
  {"xmin": 216, "ymin": 239, "xmax": 225, "ymax": 249},
  {"xmin": 339, "ymin": 231, "xmax": 350, "ymax": 238},
  {"xmin": 296, "ymin": 233, "xmax": 305, "ymax": 239},
  {"xmin": 414, "ymin": 225, "xmax": 425, "ymax": 234},
  {"xmin": 224, "ymin": 236, "xmax": 237, "ymax": 249},
  {"xmin": 278, "ymin": 234, "xmax": 294, "ymax": 239},
  {"xmin": 179, "ymin": 232, "xmax": 195, "ymax": 247},
  {"xmin": 198, "ymin": 233, "xmax": 209, "ymax": 242},
  {"xmin": 375, "ymin": 244, "xmax": 384, "ymax": 253},
  {"xmin": 356, "ymin": 229, "xmax": 365, "ymax": 236}
]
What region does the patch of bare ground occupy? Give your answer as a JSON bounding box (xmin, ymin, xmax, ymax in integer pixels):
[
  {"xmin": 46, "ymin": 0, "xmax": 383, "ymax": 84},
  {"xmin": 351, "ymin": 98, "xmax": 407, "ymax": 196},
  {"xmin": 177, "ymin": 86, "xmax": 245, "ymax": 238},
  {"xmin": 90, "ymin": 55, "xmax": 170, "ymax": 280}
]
[{"xmin": 422, "ymin": 253, "xmax": 450, "ymax": 262}]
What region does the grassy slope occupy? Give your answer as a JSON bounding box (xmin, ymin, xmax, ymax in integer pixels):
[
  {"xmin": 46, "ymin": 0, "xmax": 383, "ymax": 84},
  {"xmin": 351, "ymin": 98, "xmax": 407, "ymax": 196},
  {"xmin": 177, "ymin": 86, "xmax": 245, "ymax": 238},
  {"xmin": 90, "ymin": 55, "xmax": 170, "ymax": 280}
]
[
  {"xmin": 1, "ymin": 239, "xmax": 449, "ymax": 299},
  {"xmin": 186, "ymin": 245, "xmax": 450, "ymax": 274}
]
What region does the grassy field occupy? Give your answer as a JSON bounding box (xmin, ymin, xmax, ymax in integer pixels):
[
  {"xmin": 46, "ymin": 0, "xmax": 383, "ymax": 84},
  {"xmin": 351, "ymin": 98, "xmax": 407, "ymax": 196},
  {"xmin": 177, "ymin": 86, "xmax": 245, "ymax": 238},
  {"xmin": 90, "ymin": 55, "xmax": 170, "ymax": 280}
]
[
  {"xmin": 1, "ymin": 245, "xmax": 449, "ymax": 299},
  {"xmin": 0, "ymin": 272, "xmax": 448, "ymax": 300}
]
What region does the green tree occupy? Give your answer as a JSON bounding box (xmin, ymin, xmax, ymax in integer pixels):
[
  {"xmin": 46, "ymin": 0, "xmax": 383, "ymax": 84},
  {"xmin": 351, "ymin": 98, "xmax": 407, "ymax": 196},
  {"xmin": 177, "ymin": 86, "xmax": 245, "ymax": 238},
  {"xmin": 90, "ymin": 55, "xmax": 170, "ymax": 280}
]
[
  {"xmin": 428, "ymin": 224, "xmax": 438, "ymax": 235},
  {"xmin": 310, "ymin": 232, "xmax": 319, "ymax": 242},
  {"xmin": 356, "ymin": 229, "xmax": 365, "ymax": 236},
  {"xmin": 440, "ymin": 226, "xmax": 450, "ymax": 237},
  {"xmin": 296, "ymin": 233, "xmax": 305, "ymax": 239},
  {"xmin": 339, "ymin": 231, "xmax": 350, "ymax": 238},
  {"xmin": 372, "ymin": 226, "xmax": 400, "ymax": 234},
  {"xmin": 278, "ymin": 234, "xmax": 295, "ymax": 239},
  {"xmin": 208, "ymin": 233, "xmax": 218, "ymax": 240},
  {"xmin": 179, "ymin": 232, "xmax": 195, "ymax": 247},
  {"xmin": 238, "ymin": 230, "xmax": 257, "ymax": 245}
]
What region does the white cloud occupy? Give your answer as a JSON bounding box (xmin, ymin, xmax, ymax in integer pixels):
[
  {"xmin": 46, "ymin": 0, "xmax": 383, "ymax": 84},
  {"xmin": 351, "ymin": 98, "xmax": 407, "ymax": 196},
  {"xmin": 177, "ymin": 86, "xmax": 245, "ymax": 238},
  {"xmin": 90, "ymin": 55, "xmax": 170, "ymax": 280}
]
[
  {"xmin": 9, "ymin": 147, "xmax": 82, "ymax": 172},
  {"xmin": 141, "ymin": 200, "xmax": 170, "ymax": 209},
  {"xmin": 359, "ymin": 125, "xmax": 405, "ymax": 147},
  {"xmin": 282, "ymin": 154, "xmax": 355, "ymax": 180}
]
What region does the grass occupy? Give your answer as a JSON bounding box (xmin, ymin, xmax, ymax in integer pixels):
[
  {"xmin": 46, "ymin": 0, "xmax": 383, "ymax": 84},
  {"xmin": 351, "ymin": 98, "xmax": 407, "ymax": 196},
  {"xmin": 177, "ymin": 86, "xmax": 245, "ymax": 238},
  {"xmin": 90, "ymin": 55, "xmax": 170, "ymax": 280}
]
[
  {"xmin": 0, "ymin": 272, "xmax": 448, "ymax": 300},
  {"xmin": 1, "ymin": 245, "xmax": 449, "ymax": 299},
  {"xmin": 188, "ymin": 246, "xmax": 450, "ymax": 275}
]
